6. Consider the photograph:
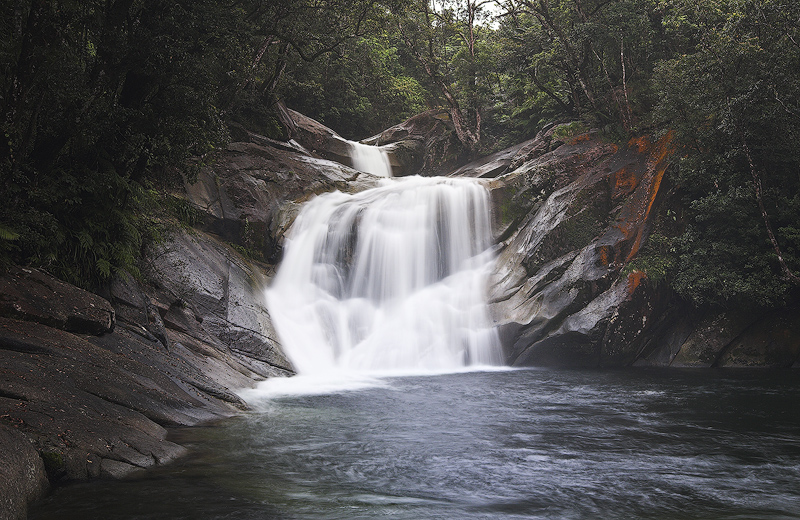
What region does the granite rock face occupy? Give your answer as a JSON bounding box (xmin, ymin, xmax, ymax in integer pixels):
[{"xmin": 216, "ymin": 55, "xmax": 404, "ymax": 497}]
[
  {"xmin": 0, "ymin": 232, "xmax": 299, "ymax": 517},
  {"xmin": 4, "ymin": 108, "xmax": 799, "ymax": 518},
  {"xmin": 470, "ymin": 126, "xmax": 800, "ymax": 368},
  {"xmin": 363, "ymin": 109, "xmax": 467, "ymax": 176},
  {"xmin": 183, "ymin": 139, "xmax": 381, "ymax": 263},
  {"xmin": 482, "ymin": 128, "xmax": 672, "ymax": 367},
  {"xmin": 0, "ymin": 266, "xmax": 115, "ymax": 335}
]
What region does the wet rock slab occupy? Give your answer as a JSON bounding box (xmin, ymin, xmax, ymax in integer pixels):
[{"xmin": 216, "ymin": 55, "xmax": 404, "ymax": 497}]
[{"xmin": 0, "ymin": 266, "xmax": 114, "ymax": 335}]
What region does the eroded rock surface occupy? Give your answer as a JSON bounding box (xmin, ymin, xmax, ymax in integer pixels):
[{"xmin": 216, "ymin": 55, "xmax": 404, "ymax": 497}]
[
  {"xmin": 363, "ymin": 109, "xmax": 467, "ymax": 176},
  {"xmin": 183, "ymin": 139, "xmax": 381, "ymax": 263},
  {"xmin": 483, "ymin": 129, "xmax": 669, "ymax": 366},
  {"xmin": 0, "ymin": 229, "xmax": 297, "ymax": 518},
  {"xmin": 475, "ymin": 126, "xmax": 800, "ymax": 368},
  {"xmin": 0, "ymin": 266, "xmax": 114, "ymax": 335}
]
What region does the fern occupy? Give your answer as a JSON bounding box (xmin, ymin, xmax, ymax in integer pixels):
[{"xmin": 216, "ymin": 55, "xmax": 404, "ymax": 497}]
[{"xmin": 0, "ymin": 225, "xmax": 20, "ymax": 241}]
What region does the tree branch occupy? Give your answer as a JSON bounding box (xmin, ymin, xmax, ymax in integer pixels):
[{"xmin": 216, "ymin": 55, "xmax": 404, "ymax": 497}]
[{"xmin": 740, "ymin": 132, "xmax": 800, "ymax": 285}]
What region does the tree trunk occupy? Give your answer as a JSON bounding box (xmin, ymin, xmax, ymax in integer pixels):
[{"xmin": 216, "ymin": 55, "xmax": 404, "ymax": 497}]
[{"xmin": 740, "ymin": 134, "xmax": 800, "ymax": 285}]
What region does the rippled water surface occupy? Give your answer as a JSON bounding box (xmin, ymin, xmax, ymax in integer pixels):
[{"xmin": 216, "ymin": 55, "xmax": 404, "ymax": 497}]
[{"xmin": 31, "ymin": 369, "xmax": 800, "ymax": 519}]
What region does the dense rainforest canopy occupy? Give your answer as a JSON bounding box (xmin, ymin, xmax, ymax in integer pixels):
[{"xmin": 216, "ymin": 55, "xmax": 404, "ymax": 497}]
[{"xmin": 1, "ymin": 0, "xmax": 798, "ymax": 310}]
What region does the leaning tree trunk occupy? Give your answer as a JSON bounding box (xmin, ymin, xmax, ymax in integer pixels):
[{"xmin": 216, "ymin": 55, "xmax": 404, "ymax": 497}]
[{"xmin": 740, "ymin": 133, "xmax": 800, "ymax": 285}]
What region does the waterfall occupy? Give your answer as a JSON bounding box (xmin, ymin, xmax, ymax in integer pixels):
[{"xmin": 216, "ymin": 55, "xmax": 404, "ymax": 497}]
[
  {"xmin": 265, "ymin": 176, "xmax": 502, "ymax": 377},
  {"xmin": 348, "ymin": 141, "xmax": 393, "ymax": 177}
]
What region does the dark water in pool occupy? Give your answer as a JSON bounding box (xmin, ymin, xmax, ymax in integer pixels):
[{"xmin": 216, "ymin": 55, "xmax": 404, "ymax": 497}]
[{"xmin": 30, "ymin": 369, "xmax": 800, "ymax": 519}]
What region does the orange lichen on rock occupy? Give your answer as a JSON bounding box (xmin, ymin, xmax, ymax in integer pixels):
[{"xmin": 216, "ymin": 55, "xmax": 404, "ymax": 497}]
[
  {"xmin": 624, "ymin": 131, "xmax": 675, "ymax": 262},
  {"xmin": 611, "ymin": 166, "xmax": 639, "ymax": 200},
  {"xmin": 596, "ymin": 245, "xmax": 613, "ymax": 267},
  {"xmin": 626, "ymin": 270, "xmax": 648, "ymax": 295},
  {"xmin": 627, "ymin": 136, "xmax": 651, "ymax": 154},
  {"xmin": 569, "ymin": 133, "xmax": 593, "ymax": 145}
]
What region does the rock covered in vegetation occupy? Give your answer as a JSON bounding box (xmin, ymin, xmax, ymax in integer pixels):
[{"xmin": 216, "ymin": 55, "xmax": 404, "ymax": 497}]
[{"xmin": 478, "ymin": 124, "xmax": 800, "ymax": 368}]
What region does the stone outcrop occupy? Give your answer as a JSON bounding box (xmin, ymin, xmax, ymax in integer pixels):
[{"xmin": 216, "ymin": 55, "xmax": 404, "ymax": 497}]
[
  {"xmin": 0, "ymin": 229, "xmax": 298, "ymax": 517},
  {"xmin": 363, "ymin": 109, "xmax": 467, "ymax": 176},
  {"xmin": 277, "ymin": 105, "xmax": 354, "ymax": 166},
  {"xmin": 472, "ymin": 124, "xmax": 800, "ymax": 368},
  {"xmin": 182, "ymin": 137, "xmax": 381, "ymax": 262},
  {"xmin": 481, "ymin": 126, "xmax": 667, "ymax": 366},
  {"xmin": 0, "ymin": 266, "xmax": 115, "ymax": 335},
  {"xmin": 275, "ymin": 104, "xmax": 468, "ymax": 178}
]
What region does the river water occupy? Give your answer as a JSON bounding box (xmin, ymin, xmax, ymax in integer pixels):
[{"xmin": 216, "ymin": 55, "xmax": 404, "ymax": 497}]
[
  {"xmin": 31, "ymin": 368, "xmax": 800, "ymax": 519},
  {"xmin": 30, "ymin": 158, "xmax": 800, "ymax": 518}
]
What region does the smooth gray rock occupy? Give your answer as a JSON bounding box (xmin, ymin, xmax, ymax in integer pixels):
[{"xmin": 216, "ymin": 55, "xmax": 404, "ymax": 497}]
[
  {"xmin": 484, "ymin": 130, "xmax": 676, "ymax": 367},
  {"xmin": 145, "ymin": 229, "xmax": 292, "ymax": 377},
  {"xmin": 0, "ymin": 425, "xmax": 48, "ymax": 520}
]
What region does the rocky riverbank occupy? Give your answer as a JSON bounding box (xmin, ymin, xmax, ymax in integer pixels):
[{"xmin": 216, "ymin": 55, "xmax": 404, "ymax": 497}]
[
  {"xmin": 2, "ymin": 108, "xmax": 798, "ymax": 519},
  {"xmin": 0, "ymin": 115, "xmax": 382, "ymax": 518}
]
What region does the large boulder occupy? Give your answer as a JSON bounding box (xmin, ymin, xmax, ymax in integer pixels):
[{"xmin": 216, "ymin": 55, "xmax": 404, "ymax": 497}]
[
  {"xmin": 182, "ymin": 138, "xmax": 381, "ymax": 262},
  {"xmin": 480, "ymin": 125, "xmax": 800, "ymax": 368},
  {"xmin": 486, "ymin": 129, "xmax": 677, "ymax": 367},
  {"xmin": 363, "ymin": 109, "xmax": 467, "ymax": 176},
  {"xmin": 277, "ymin": 104, "xmax": 354, "ymax": 166},
  {"xmin": 141, "ymin": 228, "xmax": 293, "ymax": 378}
]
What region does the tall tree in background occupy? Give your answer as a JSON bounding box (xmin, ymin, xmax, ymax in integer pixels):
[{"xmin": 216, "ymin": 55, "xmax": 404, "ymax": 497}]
[
  {"xmin": 654, "ymin": 0, "xmax": 800, "ymax": 307},
  {"xmin": 394, "ymin": 0, "xmax": 497, "ymax": 154},
  {"xmin": 496, "ymin": 0, "xmax": 660, "ymax": 130}
]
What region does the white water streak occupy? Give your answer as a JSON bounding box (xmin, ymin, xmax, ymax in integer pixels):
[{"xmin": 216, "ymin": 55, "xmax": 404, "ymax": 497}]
[
  {"xmin": 265, "ymin": 176, "xmax": 502, "ymax": 380},
  {"xmin": 349, "ymin": 141, "xmax": 392, "ymax": 177}
]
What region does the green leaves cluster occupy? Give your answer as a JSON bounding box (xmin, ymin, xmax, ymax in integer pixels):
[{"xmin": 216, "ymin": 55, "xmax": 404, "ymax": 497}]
[
  {"xmin": 651, "ymin": 0, "xmax": 800, "ymax": 308},
  {"xmin": 281, "ymin": 33, "xmax": 427, "ymax": 138}
]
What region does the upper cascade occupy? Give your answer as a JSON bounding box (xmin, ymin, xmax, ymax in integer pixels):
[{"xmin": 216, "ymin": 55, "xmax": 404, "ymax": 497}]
[
  {"xmin": 265, "ymin": 176, "xmax": 502, "ymax": 375},
  {"xmin": 348, "ymin": 141, "xmax": 393, "ymax": 177}
]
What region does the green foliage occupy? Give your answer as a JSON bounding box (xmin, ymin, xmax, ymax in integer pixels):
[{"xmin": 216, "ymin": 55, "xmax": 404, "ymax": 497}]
[
  {"xmin": 652, "ymin": 0, "xmax": 800, "ymax": 308},
  {"xmin": 623, "ymin": 233, "xmax": 676, "ymax": 284},
  {"xmin": 281, "ymin": 33, "xmax": 427, "ymax": 138},
  {"xmin": 553, "ymin": 122, "xmax": 589, "ymax": 141},
  {"xmin": 165, "ymin": 196, "xmax": 204, "ymax": 228}
]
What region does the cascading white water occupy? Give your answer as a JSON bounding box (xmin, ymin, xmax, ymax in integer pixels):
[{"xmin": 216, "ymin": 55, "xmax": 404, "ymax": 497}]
[
  {"xmin": 348, "ymin": 141, "xmax": 393, "ymax": 177},
  {"xmin": 265, "ymin": 176, "xmax": 502, "ymax": 377}
]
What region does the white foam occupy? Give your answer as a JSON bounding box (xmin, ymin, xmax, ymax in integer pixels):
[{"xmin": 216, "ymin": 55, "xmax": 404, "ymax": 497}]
[
  {"xmin": 348, "ymin": 141, "xmax": 392, "ymax": 177},
  {"xmin": 257, "ymin": 176, "xmax": 504, "ymax": 398}
]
